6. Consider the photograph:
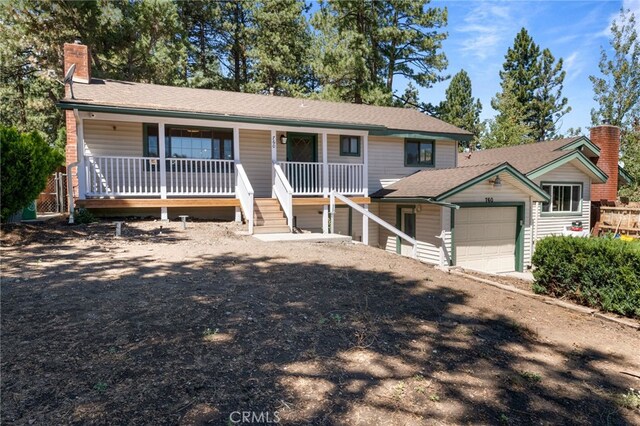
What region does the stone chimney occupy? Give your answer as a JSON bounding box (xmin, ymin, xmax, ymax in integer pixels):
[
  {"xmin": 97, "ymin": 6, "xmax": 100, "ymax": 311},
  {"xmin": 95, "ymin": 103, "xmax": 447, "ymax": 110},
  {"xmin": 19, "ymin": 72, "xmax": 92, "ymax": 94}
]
[
  {"xmin": 63, "ymin": 41, "xmax": 91, "ymax": 83},
  {"xmin": 590, "ymin": 124, "xmax": 620, "ymax": 202}
]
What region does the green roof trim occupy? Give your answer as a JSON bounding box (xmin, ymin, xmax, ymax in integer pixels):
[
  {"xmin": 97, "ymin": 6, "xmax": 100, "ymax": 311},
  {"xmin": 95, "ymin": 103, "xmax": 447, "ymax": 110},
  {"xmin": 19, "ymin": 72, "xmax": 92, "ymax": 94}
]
[
  {"xmin": 526, "ymin": 150, "xmax": 608, "ymax": 182},
  {"xmin": 435, "ymin": 163, "xmax": 551, "ymax": 202},
  {"xmin": 56, "ymin": 102, "xmax": 388, "ymax": 132},
  {"xmin": 558, "ymin": 136, "xmax": 601, "ymax": 156},
  {"xmin": 369, "ymin": 129, "xmax": 473, "ymax": 142},
  {"xmin": 373, "ymin": 197, "xmax": 460, "ymax": 208},
  {"xmin": 619, "ymin": 165, "xmax": 634, "ymax": 185}
]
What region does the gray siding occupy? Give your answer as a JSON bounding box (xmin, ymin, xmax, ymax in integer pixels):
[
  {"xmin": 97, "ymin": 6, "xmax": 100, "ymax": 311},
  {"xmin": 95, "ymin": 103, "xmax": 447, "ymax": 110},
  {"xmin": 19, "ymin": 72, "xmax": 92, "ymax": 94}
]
[
  {"xmin": 239, "ymin": 129, "xmax": 272, "ymax": 197},
  {"xmin": 368, "ymin": 136, "xmax": 457, "ymax": 193},
  {"xmin": 83, "ymin": 120, "xmax": 143, "ymax": 157}
]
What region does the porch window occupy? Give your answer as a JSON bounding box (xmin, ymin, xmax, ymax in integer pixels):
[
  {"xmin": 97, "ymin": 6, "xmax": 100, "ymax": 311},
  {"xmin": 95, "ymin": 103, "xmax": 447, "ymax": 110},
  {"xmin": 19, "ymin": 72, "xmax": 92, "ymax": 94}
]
[
  {"xmin": 405, "ymin": 139, "xmax": 435, "ymax": 167},
  {"xmin": 340, "ymin": 135, "xmax": 360, "ymax": 156},
  {"xmin": 541, "ymin": 184, "xmax": 582, "ymax": 214},
  {"xmin": 144, "ymin": 124, "xmax": 233, "ymax": 160}
]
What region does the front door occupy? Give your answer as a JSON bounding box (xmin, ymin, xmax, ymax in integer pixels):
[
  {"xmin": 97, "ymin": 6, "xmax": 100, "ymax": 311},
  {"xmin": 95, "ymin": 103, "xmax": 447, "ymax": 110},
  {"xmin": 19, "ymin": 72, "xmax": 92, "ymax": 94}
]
[
  {"xmin": 287, "ymin": 133, "xmax": 318, "ymax": 192},
  {"xmin": 287, "ymin": 133, "xmax": 317, "ymax": 162},
  {"xmin": 400, "ymin": 207, "xmax": 416, "ymax": 257}
]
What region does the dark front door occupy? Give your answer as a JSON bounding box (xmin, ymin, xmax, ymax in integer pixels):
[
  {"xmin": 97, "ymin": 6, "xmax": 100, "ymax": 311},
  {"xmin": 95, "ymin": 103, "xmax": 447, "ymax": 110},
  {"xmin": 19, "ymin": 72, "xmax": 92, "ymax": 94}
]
[{"xmin": 287, "ymin": 133, "xmax": 317, "ymax": 162}]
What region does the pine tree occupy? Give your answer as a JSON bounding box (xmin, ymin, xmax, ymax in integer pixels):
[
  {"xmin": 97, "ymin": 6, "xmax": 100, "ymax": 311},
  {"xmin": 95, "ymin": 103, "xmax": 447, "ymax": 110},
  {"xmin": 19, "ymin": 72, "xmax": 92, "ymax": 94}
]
[
  {"xmin": 437, "ymin": 70, "xmax": 483, "ymax": 141},
  {"xmin": 493, "ymin": 28, "xmax": 570, "ymax": 141},
  {"xmin": 247, "ymin": 0, "xmax": 312, "ymax": 96},
  {"xmin": 482, "ymin": 77, "xmax": 533, "ymax": 149},
  {"xmin": 590, "ymin": 9, "xmax": 640, "ymax": 200},
  {"xmin": 533, "ymin": 48, "xmax": 571, "ymax": 140}
]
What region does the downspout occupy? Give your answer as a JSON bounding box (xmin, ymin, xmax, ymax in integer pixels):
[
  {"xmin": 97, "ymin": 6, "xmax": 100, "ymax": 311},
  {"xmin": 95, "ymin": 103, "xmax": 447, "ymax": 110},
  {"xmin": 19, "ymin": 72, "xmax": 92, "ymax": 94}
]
[{"xmin": 67, "ymin": 161, "xmax": 78, "ymax": 224}]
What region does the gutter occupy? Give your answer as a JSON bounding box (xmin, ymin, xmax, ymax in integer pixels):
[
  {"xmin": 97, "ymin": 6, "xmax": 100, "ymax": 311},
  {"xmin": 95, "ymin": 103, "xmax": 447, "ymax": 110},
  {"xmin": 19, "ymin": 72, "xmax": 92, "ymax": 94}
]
[{"xmin": 372, "ymin": 197, "xmax": 460, "ymax": 209}]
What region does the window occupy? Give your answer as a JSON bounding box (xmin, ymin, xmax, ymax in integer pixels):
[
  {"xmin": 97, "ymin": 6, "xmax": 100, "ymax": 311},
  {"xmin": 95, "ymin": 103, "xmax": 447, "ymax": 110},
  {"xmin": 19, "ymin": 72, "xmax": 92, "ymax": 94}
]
[
  {"xmin": 340, "ymin": 135, "xmax": 360, "ymax": 156},
  {"xmin": 405, "ymin": 139, "xmax": 435, "ymax": 167},
  {"xmin": 144, "ymin": 124, "xmax": 234, "ymax": 160},
  {"xmin": 541, "ymin": 184, "xmax": 582, "ymax": 213}
]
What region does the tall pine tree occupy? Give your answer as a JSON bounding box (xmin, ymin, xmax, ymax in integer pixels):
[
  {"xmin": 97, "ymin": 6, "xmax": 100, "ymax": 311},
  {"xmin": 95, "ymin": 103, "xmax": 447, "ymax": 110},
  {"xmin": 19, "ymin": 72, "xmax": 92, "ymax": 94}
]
[
  {"xmin": 590, "ymin": 9, "xmax": 640, "ymax": 200},
  {"xmin": 437, "ymin": 70, "xmax": 483, "ymax": 142},
  {"xmin": 491, "ymin": 28, "xmax": 569, "ymax": 143}
]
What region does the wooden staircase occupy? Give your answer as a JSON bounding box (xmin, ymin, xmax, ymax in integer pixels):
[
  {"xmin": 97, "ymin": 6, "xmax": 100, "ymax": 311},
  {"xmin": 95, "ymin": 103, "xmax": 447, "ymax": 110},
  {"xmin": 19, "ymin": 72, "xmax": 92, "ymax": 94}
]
[{"xmin": 253, "ymin": 198, "xmax": 291, "ymax": 234}]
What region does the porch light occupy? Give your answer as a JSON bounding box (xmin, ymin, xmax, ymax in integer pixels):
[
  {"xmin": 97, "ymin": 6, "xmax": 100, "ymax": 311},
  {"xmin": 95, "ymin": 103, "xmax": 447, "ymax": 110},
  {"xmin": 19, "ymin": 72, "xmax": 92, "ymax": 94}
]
[
  {"xmin": 491, "ymin": 176, "xmax": 502, "ymax": 188},
  {"xmin": 280, "ymin": 134, "xmax": 287, "ymax": 144}
]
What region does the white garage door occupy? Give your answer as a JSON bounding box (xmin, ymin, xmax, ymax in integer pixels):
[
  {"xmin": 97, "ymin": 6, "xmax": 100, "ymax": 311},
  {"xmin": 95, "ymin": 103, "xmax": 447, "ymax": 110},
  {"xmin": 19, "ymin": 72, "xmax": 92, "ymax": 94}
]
[{"xmin": 456, "ymin": 207, "xmax": 517, "ymax": 273}]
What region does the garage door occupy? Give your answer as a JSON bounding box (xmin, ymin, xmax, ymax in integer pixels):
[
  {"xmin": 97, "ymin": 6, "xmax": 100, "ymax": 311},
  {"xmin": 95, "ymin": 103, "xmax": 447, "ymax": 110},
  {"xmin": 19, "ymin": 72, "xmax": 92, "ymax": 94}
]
[{"xmin": 456, "ymin": 207, "xmax": 517, "ymax": 273}]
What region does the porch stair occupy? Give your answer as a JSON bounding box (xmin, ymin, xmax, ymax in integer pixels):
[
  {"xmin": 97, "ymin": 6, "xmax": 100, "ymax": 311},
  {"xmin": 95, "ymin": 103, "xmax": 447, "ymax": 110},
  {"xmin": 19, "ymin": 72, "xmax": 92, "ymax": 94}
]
[{"xmin": 253, "ymin": 198, "xmax": 290, "ymax": 234}]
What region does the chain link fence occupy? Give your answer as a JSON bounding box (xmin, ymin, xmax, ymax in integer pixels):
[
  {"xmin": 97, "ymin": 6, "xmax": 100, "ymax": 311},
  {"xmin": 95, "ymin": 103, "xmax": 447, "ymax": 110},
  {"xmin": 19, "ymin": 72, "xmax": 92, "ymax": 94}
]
[{"xmin": 37, "ymin": 171, "xmax": 67, "ymax": 213}]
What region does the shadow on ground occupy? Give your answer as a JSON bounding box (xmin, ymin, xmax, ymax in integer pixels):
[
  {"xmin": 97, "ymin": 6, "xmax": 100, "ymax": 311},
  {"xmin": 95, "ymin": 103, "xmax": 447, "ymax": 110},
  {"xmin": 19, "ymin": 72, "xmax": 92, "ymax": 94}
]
[{"xmin": 1, "ymin": 224, "xmax": 637, "ymax": 425}]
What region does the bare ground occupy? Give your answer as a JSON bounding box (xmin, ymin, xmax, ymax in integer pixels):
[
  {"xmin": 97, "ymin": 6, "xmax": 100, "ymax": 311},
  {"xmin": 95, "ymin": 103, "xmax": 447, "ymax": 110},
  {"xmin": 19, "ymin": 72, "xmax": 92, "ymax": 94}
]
[{"xmin": 1, "ymin": 219, "xmax": 639, "ymax": 425}]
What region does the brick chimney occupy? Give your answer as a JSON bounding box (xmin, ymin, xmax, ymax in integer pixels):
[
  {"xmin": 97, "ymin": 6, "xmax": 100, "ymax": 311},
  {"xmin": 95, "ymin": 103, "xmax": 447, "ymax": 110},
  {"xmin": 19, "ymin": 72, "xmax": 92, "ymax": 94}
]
[
  {"xmin": 63, "ymin": 41, "xmax": 91, "ymax": 83},
  {"xmin": 590, "ymin": 124, "xmax": 620, "ymax": 202}
]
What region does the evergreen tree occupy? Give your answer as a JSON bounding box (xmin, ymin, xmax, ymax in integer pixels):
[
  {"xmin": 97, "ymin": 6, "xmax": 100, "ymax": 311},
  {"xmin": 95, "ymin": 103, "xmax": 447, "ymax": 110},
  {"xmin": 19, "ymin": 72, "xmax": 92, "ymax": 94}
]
[
  {"xmin": 437, "ymin": 70, "xmax": 483, "ymax": 141},
  {"xmin": 482, "ymin": 77, "xmax": 533, "ymax": 149},
  {"xmin": 590, "ymin": 9, "xmax": 640, "ymax": 200},
  {"xmin": 311, "ymin": 0, "xmax": 447, "ymax": 105},
  {"xmin": 533, "ymin": 48, "xmax": 571, "ymax": 140},
  {"xmin": 493, "ymin": 28, "xmax": 569, "ymax": 141},
  {"xmin": 176, "ymin": 1, "xmax": 223, "ymax": 88},
  {"xmin": 247, "ymin": 0, "xmax": 312, "ymax": 96},
  {"xmin": 218, "ymin": 0, "xmax": 253, "ymax": 91}
]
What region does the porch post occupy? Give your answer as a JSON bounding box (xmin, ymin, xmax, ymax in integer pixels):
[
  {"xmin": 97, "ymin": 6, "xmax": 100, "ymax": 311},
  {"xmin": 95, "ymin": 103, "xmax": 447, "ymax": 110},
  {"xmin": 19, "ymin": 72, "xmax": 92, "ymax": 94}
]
[
  {"xmin": 74, "ymin": 109, "xmax": 86, "ymax": 200},
  {"xmin": 362, "ymin": 133, "xmax": 368, "ymax": 197},
  {"xmin": 234, "ymin": 127, "xmax": 242, "ymax": 222},
  {"xmin": 271, "ymin": 129, "xmax": 277, "ymax": 197},
  {"xmin": 322, "ymin": 132, "xmax": 329, "ymax": 234},
  {"xmin": 158, "ymin": 122, "xmax": 168, "ymax": 221},
  {"xmin": 362, "ymin": 204, "xmax": 369, "ymax": 245}
]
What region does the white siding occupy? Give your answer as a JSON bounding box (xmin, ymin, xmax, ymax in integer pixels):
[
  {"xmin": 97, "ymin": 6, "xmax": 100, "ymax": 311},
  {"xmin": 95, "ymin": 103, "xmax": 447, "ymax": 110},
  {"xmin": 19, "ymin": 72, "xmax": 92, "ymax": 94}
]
[
  {"xmin": 531, "ymin": 162, "xmax": 591, "ymax": 240},
  {"xmin": 368, "ymin": 136, "xmax": 457, "ymax": 193},
  {"xmin": 83, "ymin": 120, "xmax": 143, "ymax": 157},
  {"xmin": 239, "ymin": 129, "xmax": 272, "ymax": 197},
  {"xmin": 446, "ymin": 174, "xmax": 534, "ymax": 268},
  {"xmin": 376, "ymin": 202, "xmax": 442, "ymax": 265}
]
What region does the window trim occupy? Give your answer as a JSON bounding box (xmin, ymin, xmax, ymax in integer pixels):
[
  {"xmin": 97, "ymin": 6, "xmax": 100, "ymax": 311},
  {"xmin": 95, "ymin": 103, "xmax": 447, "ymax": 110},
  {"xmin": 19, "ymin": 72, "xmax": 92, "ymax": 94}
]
[
  {"xmin": 143, "ymin": 123, "xmax": 234, "ymax": 160},
  {"xmin": 339, "ymin": 135, "xmax": 361, "ymax": 157},
  {"xmin": 404, "ymin": 138, "xmax": 436, "ymax": 167},
  {"xmin": 540, "ymin": 182, "xmax": 583, "ymax": 216}
]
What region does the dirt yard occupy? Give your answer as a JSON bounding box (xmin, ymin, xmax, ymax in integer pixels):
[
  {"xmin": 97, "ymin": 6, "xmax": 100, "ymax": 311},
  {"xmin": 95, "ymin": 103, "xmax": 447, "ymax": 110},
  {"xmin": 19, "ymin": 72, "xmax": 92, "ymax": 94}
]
[{"xmin": 2, "ymin": 219, "xmax": 639, "ymax": 425}]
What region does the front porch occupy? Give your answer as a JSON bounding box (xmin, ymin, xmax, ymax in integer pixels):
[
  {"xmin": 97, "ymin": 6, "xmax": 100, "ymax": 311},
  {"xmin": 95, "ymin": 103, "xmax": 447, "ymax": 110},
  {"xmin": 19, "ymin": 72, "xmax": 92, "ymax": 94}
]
[{"xmin": 71, "ymin": 112, "xmax": 371, "ymax": 236}]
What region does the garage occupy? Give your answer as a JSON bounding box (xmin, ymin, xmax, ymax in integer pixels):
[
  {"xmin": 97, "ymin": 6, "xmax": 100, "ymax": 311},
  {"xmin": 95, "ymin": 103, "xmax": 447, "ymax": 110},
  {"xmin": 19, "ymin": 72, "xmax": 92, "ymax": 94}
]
[{"xmin": 455, "ymin": 207, "xmax": 518, "ymax": 273}]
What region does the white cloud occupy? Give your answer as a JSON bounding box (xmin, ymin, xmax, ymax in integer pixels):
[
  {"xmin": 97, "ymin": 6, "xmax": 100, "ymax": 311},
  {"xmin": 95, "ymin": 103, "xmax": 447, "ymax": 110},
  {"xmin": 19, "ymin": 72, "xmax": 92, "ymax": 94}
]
[
  {"xmin": 600, "ymin": 0, "xmax": 640, "ymax": 37},
  {"xmin": 563, "ymin": 51, "xmax": 584, "ymax": 83},
  {"xmin": 456, "ymin": 2, "xmax": 524, "ymax": 60}
]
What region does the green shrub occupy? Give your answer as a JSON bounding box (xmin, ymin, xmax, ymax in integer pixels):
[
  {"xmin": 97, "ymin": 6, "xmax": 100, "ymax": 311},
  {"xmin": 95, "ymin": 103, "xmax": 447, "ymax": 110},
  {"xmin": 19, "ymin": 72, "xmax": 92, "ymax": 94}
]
[
  {"xmin": 532, "ymin": 236, "xmax": 640, "ymax": 318},
  {"xmin": 73, "ymin": 208, "xmax": 97, "ymax": 224},
  {"xmin": 1, "ymin": 126, "xmax": 64, "ymax": 221}
]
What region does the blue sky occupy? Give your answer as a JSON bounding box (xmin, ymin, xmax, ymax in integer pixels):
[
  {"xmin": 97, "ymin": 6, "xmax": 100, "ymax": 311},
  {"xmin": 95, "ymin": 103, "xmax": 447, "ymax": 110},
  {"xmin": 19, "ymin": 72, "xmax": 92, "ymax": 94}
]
[{"xmin": 412, "ymin": 0, "xmax": 640, "ymax": 133}]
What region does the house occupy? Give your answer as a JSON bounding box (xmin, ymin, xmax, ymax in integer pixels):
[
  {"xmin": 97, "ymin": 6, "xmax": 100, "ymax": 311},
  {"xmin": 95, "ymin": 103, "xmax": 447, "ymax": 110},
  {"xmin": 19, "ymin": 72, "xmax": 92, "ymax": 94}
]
[{"xmin": 59, "ymin": 42, "xmax": 617, "ymax": 275}]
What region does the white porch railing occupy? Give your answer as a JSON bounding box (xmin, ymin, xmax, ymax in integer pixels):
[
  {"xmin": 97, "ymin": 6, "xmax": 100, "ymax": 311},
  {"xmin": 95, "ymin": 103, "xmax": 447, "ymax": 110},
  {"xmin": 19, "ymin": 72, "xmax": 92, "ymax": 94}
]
[
  {"xmin": 273, "ymin": 164, "xmax": 294, "ymax": 231},
  {"xmin": 330, "ymin": 191, "xmax": 418, "ymax": 258},
  {"xmin": 279, "ymin": 161, "xmax": 364, "ymax": 195},
  {"xmin": 166, "ymin": 158, "xmax": 235, "ymax": 196},
  {"xmin": 235, "ymin": 164, "xmax": 254, "ymax": 234},
  {"xmin": 86, "ymin": 156, "xmax": 161, "ymax": 196},
  {"xmin": 328, "ymin": 163, "xmax": 364, "ymax": 195},
  {"xmin": 85, "ymin": 156, "xmax": 235, "ymax": 196},
  {"xmin": 279, "ymin": 161, "xmax": 323, "ymax": 195}
]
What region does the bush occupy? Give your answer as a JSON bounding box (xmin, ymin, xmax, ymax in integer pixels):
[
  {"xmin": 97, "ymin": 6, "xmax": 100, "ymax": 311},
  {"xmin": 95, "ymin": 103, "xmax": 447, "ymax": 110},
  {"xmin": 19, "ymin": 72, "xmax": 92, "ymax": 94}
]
[
  {"xmin": 532, "ymin": 236, "xmax": 640, "ymax": 318},
  {"xmin": 73, "ymin": 208, "xmax": 97, "ymax": 224},
  {"xmin": 1, "ymin": 126, "xmax": 63, "ymax": 221}
]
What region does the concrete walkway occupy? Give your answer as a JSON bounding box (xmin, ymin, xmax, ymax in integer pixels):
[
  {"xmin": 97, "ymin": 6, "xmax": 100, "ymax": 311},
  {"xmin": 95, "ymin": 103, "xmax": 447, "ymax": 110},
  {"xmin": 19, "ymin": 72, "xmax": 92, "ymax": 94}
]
[{"xmin": 253, "ymin": 233, "xmax": 352, "ymax": 243}]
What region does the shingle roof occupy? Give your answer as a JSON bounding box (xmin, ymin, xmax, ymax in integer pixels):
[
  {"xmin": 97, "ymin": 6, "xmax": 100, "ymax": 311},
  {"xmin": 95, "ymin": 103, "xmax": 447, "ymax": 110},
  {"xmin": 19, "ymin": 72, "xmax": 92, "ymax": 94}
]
[
  {"xmin": 457, "ymin": 138, "xmax": 581, "ymax": 174},
  {"xmin": 61, "ymin": 79, "xmax": 472, "ymax": 136},
  {"xmin": 371, "ymin": 163, "xmax": 503, "ymax": 199}
]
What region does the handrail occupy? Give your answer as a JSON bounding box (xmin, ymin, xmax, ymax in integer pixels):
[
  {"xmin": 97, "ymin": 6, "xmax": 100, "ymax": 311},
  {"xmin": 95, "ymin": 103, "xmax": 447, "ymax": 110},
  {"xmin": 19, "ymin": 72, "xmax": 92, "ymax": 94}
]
[
  {"xmin": 235, "ymin": 164, "xmax": 254, "ymax": 234},
  {"xmin": 273, "ymin": 164, "xmax": 294, "ymax": 231},
  {"xmin": 330, "ymin": 190, "xmax": 418, "ymax": 258}
]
